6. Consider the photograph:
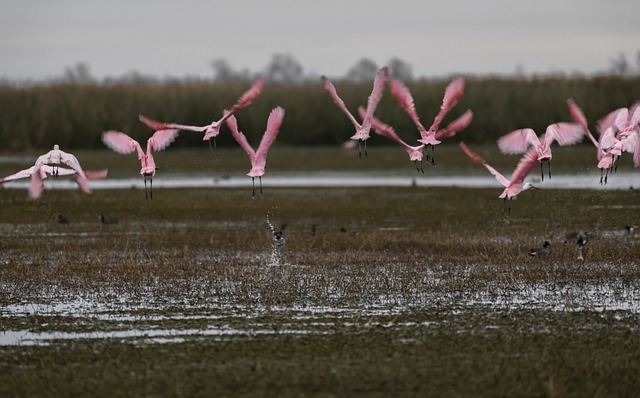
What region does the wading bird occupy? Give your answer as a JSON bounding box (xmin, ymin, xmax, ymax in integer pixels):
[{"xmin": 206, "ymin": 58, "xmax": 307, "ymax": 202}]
[
  {"xmin": 1, "ymin": 165, "xmax": 108, "ymax": 199},
  {"xmin": 459, "ymin": 142, "xmax": 539, "ymax": 216},
  {"xmin": 529, "ymin": 241, "xmax": 551, "ymax": 258},
  {"xmin": 102, "ymin": 129, "xmax": 179, "ymax": 199},
  {"xmin": 28, "ymin": 145, "xmax": 91, "ymax": 199},
  {"xmin": 225, "ymin": 107, "xmax": 285, "ymax": 197},
  {"xmin": 497, "ymin": 122, "xmax": 584, "ymax": 180},
  {"xmin": 321, "ymin": 66, "xmax": 388, "ymax": 158},
  {"xmin": 390, "ymin": 76, "xmax": 467, "ymax": 165},
  {"xmin": 138, "ymin": 76, "xmax": 264, "ymax": 147}
]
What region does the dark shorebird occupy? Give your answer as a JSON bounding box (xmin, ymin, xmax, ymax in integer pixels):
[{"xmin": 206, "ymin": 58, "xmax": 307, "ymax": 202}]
[
  {"xmin": 100, "ymin": 214, "xmax": 118, "ymax": 225},
  {"xmin": 57, "ymin": 214, "xmax": 69, "ymax": 224},
  {"xmin": 529, "ymin": 241, "xmax": 551, "ymax": 258}
]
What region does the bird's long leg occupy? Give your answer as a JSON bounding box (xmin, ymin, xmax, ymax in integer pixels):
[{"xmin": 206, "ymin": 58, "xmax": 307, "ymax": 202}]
[
  {"xmin": 508, "ymin": 198, "xmax": 512, "ymax": 216},
  {"xmin": 414, "ymin": 160, "xmax": 424, "ymax": 174},
  {"xmin": 502, "ymin": 197, "xmax": 507, "ymax": 216},
  {"xmin": 150, "ymin": 179, "xmax": 153, "ymax": 200},
  {"xmin": 548, "ymin": 160, "xmax": 552, "ymax": 179},
  {"xmin": 259, "ymin": 176, "xmax": 263, "ymax": 196},
  {"xmin": 599, "ymin": 169, "xmax": 604, "ymax": 185},
  {"xmin": 144, "ymin": 179, "xmax": 148, "ymax": 200},
  {"xmin": 252, "ymin": 177, "xmax": 256, "ymax": 198},
  {"xmin": 613, "ymin": 155, "xmax": 619, "ymax": 172},
  {"xmin": 357, "ymin": 141, "xmax": 362, "ymax": 158},
  {"xmin": 604, "ymin": 168, "xmax": 609, "ymax": 185},
  {"xmin": 540, "ymin": 162, "xmax": 544, "ymax": 181},
  {"xmin": 430, "ymin": 145, "xmax": 436, "ymax": 166},
  {"xmin": 363, "ymin": 139, "xmax": 368, "ymax": 158}
]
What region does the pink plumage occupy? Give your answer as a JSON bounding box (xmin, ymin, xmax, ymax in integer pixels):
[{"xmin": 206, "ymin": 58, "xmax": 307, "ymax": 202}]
[
  {"xmin": 138, "ymin": 76, "xmax": 264, "ymax": 142},
  {"xmin": 102, "ymin": 129, "xmax": 178, "ymax": 199},
  {"xmin": 321, "ymin": 66, "xmax": 388, "ymax": 157},
  {"xmin": 225, "ymin": 107, "xmax": 285, "ymax": 197}
]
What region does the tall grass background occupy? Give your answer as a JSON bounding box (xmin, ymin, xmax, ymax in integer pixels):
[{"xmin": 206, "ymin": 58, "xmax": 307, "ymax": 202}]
[{"xmin": 1, "ymin": 75, "xmax": 639, "ymax": 150}]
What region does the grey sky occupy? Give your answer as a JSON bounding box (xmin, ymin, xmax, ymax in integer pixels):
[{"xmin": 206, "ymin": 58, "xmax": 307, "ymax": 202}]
[{"xmin": 1, "ymin": 0, "xmax": 639, "ymax": 81}]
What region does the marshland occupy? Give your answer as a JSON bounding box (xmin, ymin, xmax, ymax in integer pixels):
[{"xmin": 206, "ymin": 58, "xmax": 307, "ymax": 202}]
[{"xmin": 1, "ymin": 77, "xmax": 640, "ymax": 397}]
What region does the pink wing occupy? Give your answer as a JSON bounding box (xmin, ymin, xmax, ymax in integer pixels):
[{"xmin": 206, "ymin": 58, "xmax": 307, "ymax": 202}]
[
  {"xmin": 508, "ymin": 147, "xmax": 539, "ymax": 186},
  {"xmin": 459, "ymin": 142, "xmax": 509, "ymax": 187},
  {"xmin": 613, "ymin": 108, "xmax": 629, "ymax": 131},
  {"xmin": 147, "ymin": 129, "xmax": 179, "ymax": 152},
  {"xmin": 390, "ymin": 77, "xmax": 429, "ymax": 137},
  {"xmin": 497, "ymin": 128, "xmax": 539, "ymax": 154},
  {"xmin": 629, "ymin": 102, "xmax": 640, "ymax": 128},
  {"xmin": 599, "ymin": 127, "xmax": 617, "ymax": 151},
  {"xmin": 567, "ymin": 99, "xmax": 599, "ymax": 147},
  {"xmin": 544, "ymin": 122, "xmax": 584, "ymax": 146},
  {"xmin": 255, "ymin": 107, "xmax": 285, "ymax": 163},
  {"xmin": 85, "ymin": 169, "xmax": 109, "ymax": 179},
  {"xmin": 360, "ymin": 66, "xmax": 388, "ymax": 130},
  {"xmin": 428, "ymin": 77, "xmax": 465, "ymax": 133},
  {"xmin": 597, "ymin": 107, "xmax": 624, "ymax": 134},
  {"xmin": 74, "ymin": 174, "xmax": 91, "ymax": 194},
  {"xmin": 321, "ymin": 76, "xmax": 361, "ymax": 130},
  {"xmin": 139, "ymin": 114, "xmax": 205, "ymax": 133},
  {"xmin": 435, "ymin": 110, "xmax": 473, "ymax": 140},
  {"xmin": 361, "ymin": 106, "xmax": 424, "ymax": 156},
  {"xmin": 229, "ymin": 76, "xmax": 264, "ymax": 113},
  {"xmin": 29, "ymin": 170, "xmax": 44, "ymax": 199},
  {"xmin": 1, "ymin": 166, "xmax": 37, "ymax": 184},
  {"xmin": 225, "ymin": 113, "xmax": 256, "ymax": 158},
  {"xmin": 58, "ymin": 150, "xmax": 86, "ymax": 177},
  {"xmin": 102, "ymin": 131, "xmax": 145, "ymax": 159}
]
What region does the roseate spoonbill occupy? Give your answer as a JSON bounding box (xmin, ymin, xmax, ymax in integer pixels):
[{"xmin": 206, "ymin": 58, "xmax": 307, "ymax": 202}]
[
  {"xmin": 359, "ymin": 106, "xmax": 425, "ymax": 172},
  {"xmin": 225, "ymin": 107, "xmax": 285, "ymax": 197},
  {"xmin": 138, "ymin": 76, "xmax": 264, "ymax": 147},
  {"xmin": 390, "ymin": 76, "xmax": 467, "ymax": 165},
  {"xmin": 28, "ymin": 145, "xmax": 90, "ymax": 199},
  {"xmin": 100, "ymin": 214, "xmax": 118, "ymax": 225},
  {"xmin": 321, "ymin": 66, "xmax": 388, "ymax": 158},
  {"xmin": 529, "ymin": 241, "xmax": 551, "ymax": 257},
  {"xmin": 102, "ymin": 129, "xmax": 179, "ymax": 199},
  {"xmin": 360, "ymin": 107, "xmax": 473, "ymax": 173},
  {"xmin": 496, "ymin": 122, "xmax": 583, "ymax": 180},
  {"xmin": 567, "ymin": 99, "xmax": 627, "ymax": 184},
  {"xmin": 459, "ymin": 142, "xmax": 539, "ymax": 216},
  {"xmin": 597, "ymin": 102, "xmax": 640, "ymax": 139},
  {"xmin": 1, "ymin": 165, "xmax": 107, "ymax": 199}
]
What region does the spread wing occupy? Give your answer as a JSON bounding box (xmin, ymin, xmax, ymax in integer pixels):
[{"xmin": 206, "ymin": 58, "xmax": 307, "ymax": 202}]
[
  {"xmin": 1, "ymin": 166, "xmax": 37, "ymax": 184},
  {"xmin": 497, "ymin": 128, "xmax": 539, "ymax": 154},
  {"xmin": 360, "ymin": 66, "xmax": 388, "ymax": 131},
  {"xmin": 225, "ymin": 112, "xmax": 256, "ymax": 159},
  {"xmin": 147, "ymin": 129, "xmax": 179, "ymax": 152},
  {"xmin": 102, "ymin": 131, "xmax": 145, "ymax": 159},
  {"xmin": 139, "ymin": 114, "xmax": 205, "ymax": 133},
  {"xmin": 255, "ymin": 107, "xmax": 285, "ymax": 163},
  {"xmin": 567, "ymin": 98, "xmax": 599, "ymax": 147},
  {"xmin": 435, "ymin": 110, "xmax": 473, "ymax": 140},
  {"xmin": 321, "ymin": 76, "xmax": 361, "ymax": 130},
  {"xmin": 428, "ymin": 77, "xmax": 465, "ymax": 133},
  {"xmin": 544, "ymin": 122, "xmax": 584, "ymax": 146},
  {"xmin": 459, "ymin": 142, "xmax": 509, "ymax": 187}
]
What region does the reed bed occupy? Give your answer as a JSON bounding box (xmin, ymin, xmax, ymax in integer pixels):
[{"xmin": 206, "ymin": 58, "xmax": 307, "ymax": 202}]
[{"xmin": 1, "ymin": 75, "xmax": 639, "ymax": 150}]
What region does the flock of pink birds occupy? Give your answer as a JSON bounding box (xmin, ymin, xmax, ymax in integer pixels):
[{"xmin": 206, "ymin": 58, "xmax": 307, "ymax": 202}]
[{"xmin": 1, "ymin": 66, "xmax": 639, "ymax": 212}]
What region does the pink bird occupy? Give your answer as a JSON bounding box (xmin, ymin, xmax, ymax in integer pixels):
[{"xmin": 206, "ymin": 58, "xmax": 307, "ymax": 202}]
[
  {"xmin": 102, "ymin": 129, "xmax": 179, "ymax": 199},
  {"xmin": 138, "ymin": 76, "xmax": 264, "ymax": 147},
  {"xmin": 390, "ymin": 76, "xmax": 466, "ymax": 165},
  {"xmin": 225, "ymin": 107, "xmax": 285, "ymax": 197},
  {"xmin": 459, "ymin": 142, "xmax": 539, "ymax": 216},
  {"xmin": 568, "ymin": 99, "xmax": 627, "ymax": 184},
  {"xmin": 29, "ymin": 144, "xmax": 90, "ymax": 199},
  {"xmin": 321, "ymin": 66, "xmax": 388, "ymax": 158},
  {"xmin": 597, "ymin": 103, "xmax": 640, "ymax": 139},
  {"xmin": 496, "ymin": 122, "xmax": 584, "ymax": 181},
  {"xmin": 2, "ymin": 165, "xmax": 107, "ymax": 199}
]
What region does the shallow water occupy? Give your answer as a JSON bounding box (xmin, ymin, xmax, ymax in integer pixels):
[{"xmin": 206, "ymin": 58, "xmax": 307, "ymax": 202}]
[{"xmin": 2, "ymin": 171, "xmax": 640, "ymax": 191}]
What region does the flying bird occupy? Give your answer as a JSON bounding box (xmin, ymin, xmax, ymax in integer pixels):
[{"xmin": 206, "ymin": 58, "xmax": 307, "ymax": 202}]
[
  {"xmin": 390, "ymin": 76, "xmax": 467, "ymax": 165},
  {"xmin": 138, "ymin": 76, "xmax": 264, "ymax": 147},
  {"xmin": 496, "ymin": 122, "xmax": 584, "ymax": 180},
  {"xmin": 1, "ymin": 165, "xmax": 107, "ymax": 194},
  {"xmin": 225, "ymin": 107, "xmax": 285, "ymax": 197},
  {"xmin": 459, "ymin": 142, "xmax": 539, "ymax": 216},
  {"xmin": 102, "ymin": 129, "xmax": 179, "ymax": 199},
  {"xmin": 321, "ymin": 66, "xmax": 388, "ymax": 158},
  {"xmin": 24, "ymin": 145, "xmax": 92, "ymax": 199}
]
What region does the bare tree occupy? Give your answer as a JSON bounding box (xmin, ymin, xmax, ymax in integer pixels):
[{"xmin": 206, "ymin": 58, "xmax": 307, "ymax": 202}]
[
  {"xmin": 345, "ymin": 58, "xmax": 379, "ymax": 82},
  {"xmin": 387, "ymin": 57, "xmax": 413, "ymax": 81},
  {"xmin": 610, "ymin": 53, "xmax": 630, "ymax": 76},
  {"xmin": 264, "ymin": 54, "xmax": 304, "ymax": 83},
  {"xmin": 63, "ymin": 62, "xmax": 94, "ymax": 83}
]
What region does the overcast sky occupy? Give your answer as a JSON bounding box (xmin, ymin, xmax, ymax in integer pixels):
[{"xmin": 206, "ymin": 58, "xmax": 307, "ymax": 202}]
[{"xmin": 2, "ymin": 0, "xmax": 639, "ymax": 81}]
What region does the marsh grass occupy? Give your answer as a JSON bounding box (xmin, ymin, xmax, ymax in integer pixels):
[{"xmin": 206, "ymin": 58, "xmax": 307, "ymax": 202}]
[{"xmin": 1, "ymin": 153, "xmax": 639, "ymax": 396}]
